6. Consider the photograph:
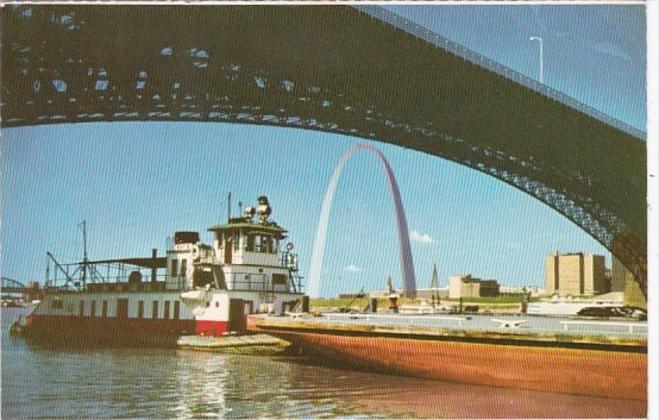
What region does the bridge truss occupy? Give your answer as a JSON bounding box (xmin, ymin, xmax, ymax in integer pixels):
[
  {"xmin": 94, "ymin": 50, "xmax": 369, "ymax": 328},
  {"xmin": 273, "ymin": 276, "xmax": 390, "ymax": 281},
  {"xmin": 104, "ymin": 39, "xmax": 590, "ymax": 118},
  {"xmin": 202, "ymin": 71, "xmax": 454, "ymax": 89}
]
[
  {"xmin": 1, "ymin": 277, "xmax": 27, "ymax": 294},
  {"xmin": 1, "ymin": 5, "xmax": 647, "ymax": 296}
]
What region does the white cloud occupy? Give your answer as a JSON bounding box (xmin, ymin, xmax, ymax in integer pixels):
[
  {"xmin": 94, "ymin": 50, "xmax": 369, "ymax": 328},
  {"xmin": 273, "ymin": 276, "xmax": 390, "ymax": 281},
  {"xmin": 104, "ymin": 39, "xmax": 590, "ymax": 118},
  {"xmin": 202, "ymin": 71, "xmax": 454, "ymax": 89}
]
[
  {"xmin": 410, "ymin": 230, "xmax": 435, "ymax": 245},
  {"xmin": 344, "ymin": 264, "xmax": 362, "ymax": 273},
  {"xmin": 592, "ymin": 41, "xmax": 632, "ymax": 62}
]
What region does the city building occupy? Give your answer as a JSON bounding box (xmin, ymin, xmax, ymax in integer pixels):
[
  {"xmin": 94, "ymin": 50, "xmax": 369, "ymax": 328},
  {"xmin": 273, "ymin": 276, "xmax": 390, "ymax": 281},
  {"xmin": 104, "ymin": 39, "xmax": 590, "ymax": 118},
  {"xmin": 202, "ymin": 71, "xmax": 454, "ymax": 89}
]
[
  {"xmin": 545, "ymin": 251, "xmax": 607, "ymax": 297},
  {"xmin": 448, "ymin": 275, "xmax": 500, "ymax": 299}
]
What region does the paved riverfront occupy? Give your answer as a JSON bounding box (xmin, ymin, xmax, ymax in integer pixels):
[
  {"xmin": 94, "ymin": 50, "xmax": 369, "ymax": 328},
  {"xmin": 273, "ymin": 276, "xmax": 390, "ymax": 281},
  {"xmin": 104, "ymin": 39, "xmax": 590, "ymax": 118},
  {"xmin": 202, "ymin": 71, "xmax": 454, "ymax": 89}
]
[{"xmin": 2, "ymin": 308, "xmax": 646, "ymax": 418}]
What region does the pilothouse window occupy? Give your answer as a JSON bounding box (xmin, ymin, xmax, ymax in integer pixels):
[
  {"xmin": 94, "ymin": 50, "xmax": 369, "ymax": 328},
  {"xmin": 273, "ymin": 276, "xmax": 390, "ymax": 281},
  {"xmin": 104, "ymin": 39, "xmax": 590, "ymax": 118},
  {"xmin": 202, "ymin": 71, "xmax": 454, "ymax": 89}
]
[
  {"xmin": 262, "ymin": 235, "xmax": 271, "ymax": 253},
  {"xmin": 232, "ymin": 232, "xmax": 239, "ymax": 251},
  {"xmin": 249, "ymin": 234, "xmax": 275, "ymax": 253}
]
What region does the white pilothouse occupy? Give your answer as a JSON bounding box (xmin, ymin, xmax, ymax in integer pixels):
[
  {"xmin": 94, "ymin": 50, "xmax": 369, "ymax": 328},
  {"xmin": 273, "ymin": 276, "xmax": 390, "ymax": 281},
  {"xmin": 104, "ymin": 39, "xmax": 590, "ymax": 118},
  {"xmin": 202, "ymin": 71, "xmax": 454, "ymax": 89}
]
[{"xmin": 180, "ymin": 196, "xmax": 304, "ymax": 336}]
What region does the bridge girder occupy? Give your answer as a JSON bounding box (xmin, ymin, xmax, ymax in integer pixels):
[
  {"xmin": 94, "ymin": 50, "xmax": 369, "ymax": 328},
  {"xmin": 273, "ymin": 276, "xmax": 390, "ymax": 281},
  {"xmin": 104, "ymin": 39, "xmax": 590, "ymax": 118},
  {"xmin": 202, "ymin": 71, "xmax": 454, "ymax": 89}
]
[{"xmin": 1, "ymin": 5, "xmax": 647, "ymax": 295}]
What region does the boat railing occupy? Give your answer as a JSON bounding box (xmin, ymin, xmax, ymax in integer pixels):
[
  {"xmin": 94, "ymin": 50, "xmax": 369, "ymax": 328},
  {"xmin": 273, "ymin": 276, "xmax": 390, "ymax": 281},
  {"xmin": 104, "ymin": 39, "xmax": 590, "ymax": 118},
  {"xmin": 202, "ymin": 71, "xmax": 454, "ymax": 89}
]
[
  {"xmin": 560, "ymin": 320, "xmax": 648, "ymax": 333},
  {"xmin": 323, "ymin": 313, "xmax": 468, "ymax": 327},
  {"xmin": 45, "ymin": 258, "xmax": 167, "ymax": 291}
]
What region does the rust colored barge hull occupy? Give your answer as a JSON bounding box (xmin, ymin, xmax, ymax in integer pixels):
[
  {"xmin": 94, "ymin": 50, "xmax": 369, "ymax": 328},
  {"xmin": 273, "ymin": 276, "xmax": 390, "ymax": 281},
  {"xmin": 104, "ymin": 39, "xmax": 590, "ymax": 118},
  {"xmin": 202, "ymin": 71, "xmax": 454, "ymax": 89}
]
[{"xmin": 251, "ymin": 318, "xmax": 646, "ymax": 401}]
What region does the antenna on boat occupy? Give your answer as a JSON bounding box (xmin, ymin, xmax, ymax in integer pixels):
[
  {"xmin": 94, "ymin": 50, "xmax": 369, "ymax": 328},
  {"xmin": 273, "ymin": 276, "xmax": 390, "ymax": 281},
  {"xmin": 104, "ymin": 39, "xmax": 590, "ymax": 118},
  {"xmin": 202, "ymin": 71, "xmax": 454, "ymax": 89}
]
[
  {"xmin": 227, "ymin": 191, "xmax": 232, "ymax": 222},
  {"xmin": 45, "ymin": 257, "xmax": 50, "ymax": 287},
  {"xmin": 79, "ymin": 220, "xmax": 89, "ymax": 288}
]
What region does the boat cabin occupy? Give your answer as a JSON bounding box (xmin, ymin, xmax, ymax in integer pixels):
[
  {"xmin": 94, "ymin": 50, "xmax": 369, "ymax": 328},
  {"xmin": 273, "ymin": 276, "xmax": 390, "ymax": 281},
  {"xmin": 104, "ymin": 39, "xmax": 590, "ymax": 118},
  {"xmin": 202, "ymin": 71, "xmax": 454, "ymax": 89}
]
[
  {"xmin": 207, "ymin": 196, "xmax": 297, "ymax": 293},
  {"xmin": 163, "ymin": 196, "xmax": 300, "ymax": 294}
]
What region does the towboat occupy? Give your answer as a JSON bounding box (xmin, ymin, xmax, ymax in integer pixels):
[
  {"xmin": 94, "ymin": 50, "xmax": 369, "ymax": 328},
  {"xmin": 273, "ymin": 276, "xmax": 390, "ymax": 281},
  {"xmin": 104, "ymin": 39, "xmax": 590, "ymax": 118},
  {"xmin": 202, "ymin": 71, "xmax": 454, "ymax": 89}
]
[{"xmin": 24, "ymin": 196, "xmax": 305, "ymax": 346}]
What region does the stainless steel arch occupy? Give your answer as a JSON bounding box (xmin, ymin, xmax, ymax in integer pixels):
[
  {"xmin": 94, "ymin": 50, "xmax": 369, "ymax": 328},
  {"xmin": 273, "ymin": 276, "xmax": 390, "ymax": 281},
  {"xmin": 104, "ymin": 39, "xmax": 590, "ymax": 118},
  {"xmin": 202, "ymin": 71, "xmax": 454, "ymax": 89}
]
[{"xmin": 307, "ymin": 144, "xmax": 416, "ymax": 298}]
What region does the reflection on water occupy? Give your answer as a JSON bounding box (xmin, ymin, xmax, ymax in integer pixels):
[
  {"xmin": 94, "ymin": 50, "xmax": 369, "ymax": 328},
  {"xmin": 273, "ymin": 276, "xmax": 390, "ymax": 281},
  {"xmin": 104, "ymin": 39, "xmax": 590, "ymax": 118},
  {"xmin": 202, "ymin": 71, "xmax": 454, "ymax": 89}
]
[{"xmin": 2, "ymin": 308, "xmax": 646, "ymax": 418}]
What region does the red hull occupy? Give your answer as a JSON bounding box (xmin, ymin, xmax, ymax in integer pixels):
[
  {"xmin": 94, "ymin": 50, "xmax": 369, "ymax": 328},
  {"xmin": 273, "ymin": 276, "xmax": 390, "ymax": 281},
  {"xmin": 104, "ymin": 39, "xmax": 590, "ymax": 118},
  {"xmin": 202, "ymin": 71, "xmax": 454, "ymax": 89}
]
[
  {"xmin": 26, "ymin": 315, "xmax": 195, "ymax": 347},
  {"xmin": 252, "ymin": 321, "xmax": 646, "ymax": 401},
  {"xmin": 194, "ymin": 320, "xmax": 230, "ymax": 336}
]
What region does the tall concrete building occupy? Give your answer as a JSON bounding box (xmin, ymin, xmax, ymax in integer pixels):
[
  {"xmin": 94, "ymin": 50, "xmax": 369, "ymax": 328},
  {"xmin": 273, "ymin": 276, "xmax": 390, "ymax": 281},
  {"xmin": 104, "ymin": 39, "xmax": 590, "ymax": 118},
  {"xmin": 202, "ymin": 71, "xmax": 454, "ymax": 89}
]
[{"xmin": 545, "ymin": 251, "xmax": 607, "ymax": 296}]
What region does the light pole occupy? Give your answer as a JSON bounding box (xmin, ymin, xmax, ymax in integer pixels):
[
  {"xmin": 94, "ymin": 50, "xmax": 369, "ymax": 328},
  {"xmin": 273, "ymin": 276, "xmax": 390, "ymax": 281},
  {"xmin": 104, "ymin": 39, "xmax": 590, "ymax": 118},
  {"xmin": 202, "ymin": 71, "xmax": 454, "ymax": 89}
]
[{"xmin": 529, "ymin": 36, "xmax": 544, "ymax": 84}]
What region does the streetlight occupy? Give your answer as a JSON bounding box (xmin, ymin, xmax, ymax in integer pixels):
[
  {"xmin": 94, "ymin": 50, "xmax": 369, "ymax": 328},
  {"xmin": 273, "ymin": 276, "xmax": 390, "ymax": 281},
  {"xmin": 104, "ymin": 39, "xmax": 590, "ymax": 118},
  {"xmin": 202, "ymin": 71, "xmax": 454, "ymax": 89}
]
[{"xmin": 529, "ymin": 36, "xmax": 544, "ymax": 84}]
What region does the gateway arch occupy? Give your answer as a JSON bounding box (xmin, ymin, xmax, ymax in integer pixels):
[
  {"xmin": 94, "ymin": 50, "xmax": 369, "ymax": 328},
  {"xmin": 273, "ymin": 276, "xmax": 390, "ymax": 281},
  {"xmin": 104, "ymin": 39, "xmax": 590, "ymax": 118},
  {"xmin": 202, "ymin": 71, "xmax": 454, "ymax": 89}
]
[{"xmin": 307, "ymin": 144, "xmax": 416, "ymax": 298}]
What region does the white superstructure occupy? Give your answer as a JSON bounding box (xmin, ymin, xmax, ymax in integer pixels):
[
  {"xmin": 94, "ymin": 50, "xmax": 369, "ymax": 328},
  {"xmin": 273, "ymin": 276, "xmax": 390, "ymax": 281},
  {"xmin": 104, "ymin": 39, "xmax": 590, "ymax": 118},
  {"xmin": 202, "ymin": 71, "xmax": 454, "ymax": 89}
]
[{"xmin": 27, "ymin": 196, "xmax": 305, "ymax": 342}]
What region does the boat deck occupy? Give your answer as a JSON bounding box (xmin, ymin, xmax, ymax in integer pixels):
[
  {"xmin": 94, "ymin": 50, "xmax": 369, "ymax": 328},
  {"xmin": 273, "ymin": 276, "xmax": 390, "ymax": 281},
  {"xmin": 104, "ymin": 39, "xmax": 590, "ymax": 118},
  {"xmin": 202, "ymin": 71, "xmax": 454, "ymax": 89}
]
[
  {"xmin": 313, "ymin": 312, "xmax": 648, "ymax": 338},
  {"xmin": 250, "ymin": 313, "xmax": 647, "ymax": 349}
]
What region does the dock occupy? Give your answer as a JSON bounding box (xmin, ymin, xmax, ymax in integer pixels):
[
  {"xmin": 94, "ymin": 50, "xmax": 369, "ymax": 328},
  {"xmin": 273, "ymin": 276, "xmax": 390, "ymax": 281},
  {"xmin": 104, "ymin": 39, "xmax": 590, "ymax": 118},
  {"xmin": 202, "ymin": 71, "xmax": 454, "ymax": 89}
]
[{"xmin": 176, "ymin": 333, "xmax": 290, "ymax": 355}]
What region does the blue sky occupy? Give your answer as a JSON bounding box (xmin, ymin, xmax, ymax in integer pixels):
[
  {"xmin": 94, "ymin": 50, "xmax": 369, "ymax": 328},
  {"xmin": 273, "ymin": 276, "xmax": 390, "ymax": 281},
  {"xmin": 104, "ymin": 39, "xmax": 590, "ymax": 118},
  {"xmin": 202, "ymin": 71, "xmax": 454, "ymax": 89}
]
[
  {"xmin": 387, "ymin": 5, "xmax": 646, "ymax": 132},
  {"xmin": 1, "ymin": 5, "xmax": 646, "ymax": 297}
]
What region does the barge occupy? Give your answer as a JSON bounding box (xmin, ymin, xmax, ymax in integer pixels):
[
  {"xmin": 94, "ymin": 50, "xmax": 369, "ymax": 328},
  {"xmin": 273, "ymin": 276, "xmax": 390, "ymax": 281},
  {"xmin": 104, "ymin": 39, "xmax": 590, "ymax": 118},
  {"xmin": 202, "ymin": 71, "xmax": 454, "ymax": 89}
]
[
  {"xmin": 24, "ymin": 196, "xmax": 305, "ymax": 346},
  {"xmin": 249, "ymin": 313, "xmax": 647, "ymax": 401}
]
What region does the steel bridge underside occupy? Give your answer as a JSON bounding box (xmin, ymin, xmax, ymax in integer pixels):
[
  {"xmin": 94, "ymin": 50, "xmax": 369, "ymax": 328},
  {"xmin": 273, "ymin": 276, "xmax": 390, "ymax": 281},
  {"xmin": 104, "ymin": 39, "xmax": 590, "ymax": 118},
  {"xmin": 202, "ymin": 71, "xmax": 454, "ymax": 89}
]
[{"xmin": 1, "ymin": 5, "xmax": 647, "ymax": 294}]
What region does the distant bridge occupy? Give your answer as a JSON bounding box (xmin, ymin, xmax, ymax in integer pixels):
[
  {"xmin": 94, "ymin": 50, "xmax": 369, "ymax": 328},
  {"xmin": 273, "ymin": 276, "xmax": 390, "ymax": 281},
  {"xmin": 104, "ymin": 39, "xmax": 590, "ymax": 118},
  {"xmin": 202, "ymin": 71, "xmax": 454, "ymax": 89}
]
[
  {"xmin": 1, "ymin": 277, "xmax": 29, "ymax": 294},
  {"xmin": 1, "ymin": 5, "xmax": 646, "ymax": 296}
]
